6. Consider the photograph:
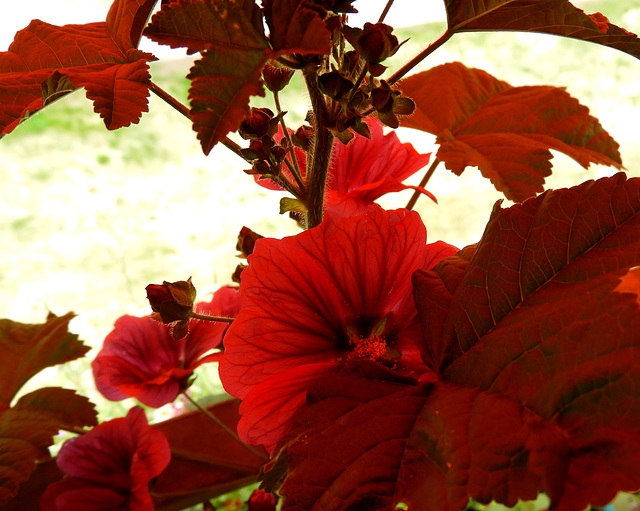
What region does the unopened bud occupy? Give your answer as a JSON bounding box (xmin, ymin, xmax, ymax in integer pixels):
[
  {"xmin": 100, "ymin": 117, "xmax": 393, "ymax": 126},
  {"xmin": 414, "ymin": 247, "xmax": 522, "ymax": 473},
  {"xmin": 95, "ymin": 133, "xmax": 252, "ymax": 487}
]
[
  {"xmin": 263, "ymin": 63, "xmax": 294, "ymax": 92},
  {"xmin": 239, "ymin": 108, "xmax": 275, "ymax": 140}
]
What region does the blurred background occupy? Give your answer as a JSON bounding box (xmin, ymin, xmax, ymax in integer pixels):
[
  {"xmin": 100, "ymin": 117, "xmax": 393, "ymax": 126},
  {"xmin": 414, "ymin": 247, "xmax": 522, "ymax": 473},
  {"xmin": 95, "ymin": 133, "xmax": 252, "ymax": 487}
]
[{"xmin": 1, "ymin": 0, "xmax": 639, "ymax": 422}]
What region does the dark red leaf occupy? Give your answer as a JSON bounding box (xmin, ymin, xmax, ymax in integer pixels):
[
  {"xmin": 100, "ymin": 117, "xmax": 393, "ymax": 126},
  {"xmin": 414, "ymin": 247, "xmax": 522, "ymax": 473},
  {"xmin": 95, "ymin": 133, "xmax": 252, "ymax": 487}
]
[
  {"xmin": 144, "ymin": 0, "xmax": 272, "ymax": 153},
  {"xmin": 0, "ymin": 0, "xmax": 158, "ymax": 136},
  {"xmin": 0, "ymin": 313, "xmax": 89, "ymax": 408},
  {"xmin": 263, "ymin": 0, "xmax": 332, "ymax": 55},
  {"xmin": 188, "ymin": 49, "xmax": 269, "ymax": 154},
  {"xmin": 399, "ymin": 62, "xmax": 622, "ymax": 202},
  {"xmin": 263, "ymin": 362, "xmax": 429, "ymax": 511},
  {"xmin": 443, "ymin": 0, "xmax": 640, "ymax": 60},
  {"xmin": 152, "ymin": 398, "xmax": 266, "ymax": 511},
  {"xmin": 0, "ymin": 388, "xmax": 97, "ymax": 506},
  {"xmin": 266, "ymin": 175, "xmax": 640, "ymax": 511},
  {"xmin": 144, "ymin": 0, "xmax": 268, "ymax": 54}
]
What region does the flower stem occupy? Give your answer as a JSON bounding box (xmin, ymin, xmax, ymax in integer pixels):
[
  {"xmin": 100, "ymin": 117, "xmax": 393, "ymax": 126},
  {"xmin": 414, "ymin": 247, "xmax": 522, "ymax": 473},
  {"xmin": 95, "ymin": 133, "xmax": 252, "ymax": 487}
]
[
  {"xmin": 182, "ymin": 392, "xmax": 267, "ymax": 461},
  {"xmin": 148, "ymin": 81, "xmax": 249, "ymax": 163},
  {"xmin": 304, "ymin": 69, "xmax": 334, "ymax": 229},
  {"xmin": 191, "ymin": 311, "xmax": 234, "ymax": 323},
  {"xmin": 274, "ymin": 91, "xmax": 306, "ymax": 193},
  {"xmin": 378, "ymin": 0, "xmax": 395, "ymax": 23},
  {"xmin": 405, "ymin": 157, "xmax": 440, "ymax": 210},
  {"xmin": 387, "ymin": 30, "xmax": 453, "ymax": 85}
]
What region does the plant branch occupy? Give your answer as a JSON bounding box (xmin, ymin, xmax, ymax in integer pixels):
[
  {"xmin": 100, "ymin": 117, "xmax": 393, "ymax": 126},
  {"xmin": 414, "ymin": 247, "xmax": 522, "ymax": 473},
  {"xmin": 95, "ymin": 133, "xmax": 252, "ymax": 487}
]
[
  {"xmin": 304, "ymin": 69, "xmax": 334, "ymax": 229},
  {"xmin": 191, "ymin": 311, "xmax": 234, "ymax": 323},
  {"xmin": 406, "ymin": 157, "xmax": 440, "ymax": 210},
  {"xmin": 387, "ymin": 30, "xmax": 453, "ymax": 85},
  {"xmin": 274, "ymin": 90, "xmax": 306, "ymax": 193},
  {"xmin": 378, "ymin": 0, "xmax": 395, "ymax": 23},
  {"xmin": 149, "ymin": 81, "xmax": 249, "ymax": 163},
  {"xmin": 182, "ymin": 392, "xmax": 267, "ymax": 462}
]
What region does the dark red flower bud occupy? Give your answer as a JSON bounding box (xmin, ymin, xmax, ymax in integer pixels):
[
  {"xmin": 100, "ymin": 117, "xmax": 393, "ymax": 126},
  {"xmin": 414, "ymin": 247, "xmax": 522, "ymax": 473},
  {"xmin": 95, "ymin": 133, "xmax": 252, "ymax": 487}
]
[
  {"xmin": 239, "ymin": 108, "xmax": 275, "ymax": 140},
  {"xmin": 231, "ymin": 263, "xmax": 247, "ymax": 284},
  {"xmin": 146, "ymin": 278, "xmax": 196, "ymax": 325},
  {"xmin": 318, "ymin": 70, "xmax": 354, "ymax": 100},
  {"xmin": 237, "ymin": 226, "xmax": 264, "ymax": 258},
  {"xmin": 292, "ymin": 125, "xmax": 313, "ymax": 152},
  {"xmin": 247, "ymin": 490, "xmax": 277, "ymax": 511},
  {"xmin": 345, "ymin": 22, "xmax": 400, "ymax": 65},
  {"xmin": 244, "ymin": 159, "xmax": 271, "ymax": 176},
  {"xmin": 263, "ymin": 63, "xmax": 295, "ymax": 92},
  {"xmin": 371, "ymin": 81, "xmax": 396, "ymax": 112}
]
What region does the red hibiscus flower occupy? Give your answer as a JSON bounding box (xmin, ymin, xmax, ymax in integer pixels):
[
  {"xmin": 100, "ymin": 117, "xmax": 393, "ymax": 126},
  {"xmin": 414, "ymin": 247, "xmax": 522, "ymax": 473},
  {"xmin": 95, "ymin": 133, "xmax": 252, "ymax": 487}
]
[
  {"xmin": 256, "ymin": 118, "xmax": 436, "ymax": 215},
  {"xmin": 93, "ymin": 286, "xmax": 240, "ymax": 408},
  {"xmin": 40, "ymin": 407, "xmax": 170, "ymax": 511},
  {"xmin": 218, "ymin": 205, "xmax": 457, "ymax": 451}
]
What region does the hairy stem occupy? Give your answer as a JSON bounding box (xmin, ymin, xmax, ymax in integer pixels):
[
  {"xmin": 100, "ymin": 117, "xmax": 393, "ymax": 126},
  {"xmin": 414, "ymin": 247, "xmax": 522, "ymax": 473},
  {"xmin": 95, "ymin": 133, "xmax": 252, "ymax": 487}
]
[
  {"xmin": 406, "ymin": 157, "xmax": 440, "ymax": 210},
  {"xmin": 388, "ymin": 30, "xmax": 453, "ymax": 85},
  {"xmin": 190, "ymin": 311, "xmax": 234, "ymax": 323},
  {"xmin": 304, "ymin": 69, "xmax": 334, "ymax": 229},
  {"xmin": 182, "ymin": 392, "xmax": 267, "ymax": 461},
  {"xmin": 149, "ymin": 81, "xmax": 248, "ymax": 163}
]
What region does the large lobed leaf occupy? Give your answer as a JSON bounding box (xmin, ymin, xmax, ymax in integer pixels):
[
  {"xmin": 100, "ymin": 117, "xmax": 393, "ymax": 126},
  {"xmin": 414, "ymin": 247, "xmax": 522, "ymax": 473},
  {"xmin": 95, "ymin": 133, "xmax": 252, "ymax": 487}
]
[
  {"xmin": 443, "ymin": 0, "xmax": 640, "ymax": 60},
  {"xmin": 0, "ymin": 0, "xmax": 158, "ymax": 137},
  {"xmin": 0, "ymin": 314, "xmax": 97, "ymax": 505},
  {"xmin": 145, "ymin": 0, "xmax": 271, "ymax": 154},
  {"xmin": 264, "ymin": 174, "xmax": 640, "ymax": 511},
  {"xmin": 262, "ymin": 0, "xmax": 332, "ymax": 55},
  {"xmin": 399, "ymin": 62, "xmax": 622, "ymax": 202},
  {"xmin": 0, "ymin": 313, "xmax": 88, "ymax": 406},
  {"xmin": 144, "ymin": 0, "xmax": 331, "ymax": 154}
]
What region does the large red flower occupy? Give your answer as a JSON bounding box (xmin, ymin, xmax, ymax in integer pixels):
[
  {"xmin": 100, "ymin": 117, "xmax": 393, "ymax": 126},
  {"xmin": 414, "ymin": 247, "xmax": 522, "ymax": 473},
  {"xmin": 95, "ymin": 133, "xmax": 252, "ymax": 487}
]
[
  {"xmin": 256, "ymin": 118, "xmax": 436, "ymax": 214},
  {"xmin": 93, "ymin": 286, "xmax": 240, "ymax": 408},
  {"xmin": 219, "ymin": 206, "xmax": 457, "ymax": 450},
  {"xmin": 40, "ymin": 407, "xmax": 170, "ymax": 511}
]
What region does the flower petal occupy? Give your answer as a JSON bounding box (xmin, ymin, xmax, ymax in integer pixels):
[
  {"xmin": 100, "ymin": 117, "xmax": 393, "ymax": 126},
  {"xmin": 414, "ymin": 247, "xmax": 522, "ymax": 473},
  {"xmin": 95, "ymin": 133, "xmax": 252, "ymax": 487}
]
[{"xmin": 220, "ymin": 206, "xmax": 429, "ymax": 399}]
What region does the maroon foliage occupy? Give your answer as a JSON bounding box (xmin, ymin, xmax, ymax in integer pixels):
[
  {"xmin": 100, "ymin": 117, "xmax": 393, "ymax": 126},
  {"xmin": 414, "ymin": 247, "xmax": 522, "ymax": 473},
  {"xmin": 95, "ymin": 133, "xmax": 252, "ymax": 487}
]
[{"xmin": 399, "ymin": 62, "xmax": 622, "ymax": 202}]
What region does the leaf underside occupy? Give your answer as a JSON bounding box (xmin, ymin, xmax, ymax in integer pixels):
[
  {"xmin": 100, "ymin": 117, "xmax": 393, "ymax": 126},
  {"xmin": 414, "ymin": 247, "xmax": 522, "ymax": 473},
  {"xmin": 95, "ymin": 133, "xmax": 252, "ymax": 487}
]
[
  {"xmin": 399, "ymin": 62, "xmax": 622, "ymax": 202},
  {"xmin": 0, "ymin": 0, "xmax": 158, "ymax": 137},
  {"xmin": 444, "ymin": 0, "xmax": 640, "ymax": 60}
]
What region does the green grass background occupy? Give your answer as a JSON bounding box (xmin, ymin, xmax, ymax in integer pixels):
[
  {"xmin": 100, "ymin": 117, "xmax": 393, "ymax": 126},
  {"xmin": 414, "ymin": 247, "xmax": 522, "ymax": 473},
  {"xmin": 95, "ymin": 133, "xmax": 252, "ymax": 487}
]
[{"xmin": 1, "ymin": 0, "xmax": 639, "ymax": 451}]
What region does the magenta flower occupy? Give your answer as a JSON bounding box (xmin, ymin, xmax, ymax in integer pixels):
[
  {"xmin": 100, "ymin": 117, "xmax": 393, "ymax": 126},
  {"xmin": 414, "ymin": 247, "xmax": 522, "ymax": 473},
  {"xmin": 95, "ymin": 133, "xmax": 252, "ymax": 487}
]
[
  {"xmin": 256, "ymin": 118, "xmax": 436, "ymax": 214},
  {"xmin": 40, "ymin": 407, "xmax": 170, "ymax": 511},
  {"xmin": 93, "ymin": 286, "xmax": 240, "ymax": 408},
  {"xmin": 219, "ymin": 206, "xmax": 457, "ymax": 450}
]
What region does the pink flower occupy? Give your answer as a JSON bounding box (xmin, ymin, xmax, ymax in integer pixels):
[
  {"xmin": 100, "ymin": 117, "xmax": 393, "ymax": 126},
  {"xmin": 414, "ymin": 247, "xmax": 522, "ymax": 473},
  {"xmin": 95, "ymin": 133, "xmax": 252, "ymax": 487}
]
[
  {"xmin": 219, "ymin": 205, "xmax": 457, "ymax": 450},
  {"xmin": 256, "ymin": 118, "xmax": 436, "ymax": 214},
  {"xmin": 93, "ymin": 286, "xmax": 240, "ymax": 408},
  {"xmin": 40, "ymin": 407, "xmax": 170, "ymax": 511}
]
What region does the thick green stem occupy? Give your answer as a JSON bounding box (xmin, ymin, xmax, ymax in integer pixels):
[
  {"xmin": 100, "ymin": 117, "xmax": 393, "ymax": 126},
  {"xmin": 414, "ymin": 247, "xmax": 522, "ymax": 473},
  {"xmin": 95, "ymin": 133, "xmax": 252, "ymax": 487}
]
[
  {"xmin": 304, "ymin": 70, "xmax": 334, "ymax": 229},
  {"xmin": 405, "ymin": 157, "xmax": 440, "ymax": 210},
  {"xmin": 387, "ymin": 30, "xmax": 453, "ymax": 85}
]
